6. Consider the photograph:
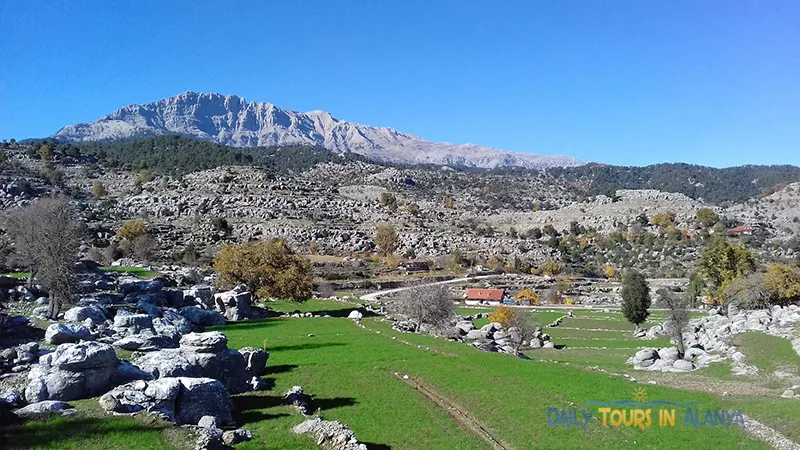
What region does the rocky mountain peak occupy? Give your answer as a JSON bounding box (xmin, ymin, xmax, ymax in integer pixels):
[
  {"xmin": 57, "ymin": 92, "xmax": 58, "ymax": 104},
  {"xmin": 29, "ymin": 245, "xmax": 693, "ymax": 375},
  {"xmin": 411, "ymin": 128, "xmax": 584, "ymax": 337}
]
[{"xmin": 53, "ymin": 92, "xmax": 584, "ymax": 169}]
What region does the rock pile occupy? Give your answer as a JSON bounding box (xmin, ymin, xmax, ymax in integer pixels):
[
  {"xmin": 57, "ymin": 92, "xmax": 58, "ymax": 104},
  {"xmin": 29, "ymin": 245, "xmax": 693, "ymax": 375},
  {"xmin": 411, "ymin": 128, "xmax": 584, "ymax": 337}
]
[
  {"xmin": 132, "ymin": 331, "xmax": 266, "ymax": 394},
  {"xmin": 629, "ymin": 306, "xmax": 800, "ymax": 373},
  {"xmin": 293, "ymin": 417, "xmax": 368, "ymax": 450},
  {"xmin": 98, "ymin": 376, "xmax": 234, "ymax": 426}
]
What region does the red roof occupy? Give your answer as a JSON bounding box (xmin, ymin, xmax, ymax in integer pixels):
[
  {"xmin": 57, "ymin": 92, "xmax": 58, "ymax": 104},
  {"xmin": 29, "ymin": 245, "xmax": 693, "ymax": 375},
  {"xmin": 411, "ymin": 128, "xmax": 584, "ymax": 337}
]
[
  {"xmin": 730, "ymin": 226, "xmax": 753, "ymax": 233},
  {"xmin": 465, "ymin": 288, "xmax": 505, "ymax": 301}
]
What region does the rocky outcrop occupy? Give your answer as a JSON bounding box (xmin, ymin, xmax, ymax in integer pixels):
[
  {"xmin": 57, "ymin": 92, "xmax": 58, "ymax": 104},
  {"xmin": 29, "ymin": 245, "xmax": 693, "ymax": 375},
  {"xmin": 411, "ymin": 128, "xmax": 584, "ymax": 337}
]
[
  {"xmin": 629, "ymin": 306, "xmax": 800, "ymax": 373},
  {"xmin": 24, "ymin": 342, "xmax": 144, "ymax": 402},
  {"xmin": 131, "ymin": 332, "xmax": 264, "ymax": 394},
  {"xmin": 98, "ymin": 377, "xmax": 234, "ymax": 426}
]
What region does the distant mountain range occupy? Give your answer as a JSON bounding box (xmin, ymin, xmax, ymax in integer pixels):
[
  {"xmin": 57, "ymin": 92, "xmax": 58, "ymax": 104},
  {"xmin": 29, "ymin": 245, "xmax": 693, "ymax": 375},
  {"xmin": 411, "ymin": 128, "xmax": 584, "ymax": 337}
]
[{"xmin": 52, "ymin": 92, "xmax": 583, "ymax": 170}]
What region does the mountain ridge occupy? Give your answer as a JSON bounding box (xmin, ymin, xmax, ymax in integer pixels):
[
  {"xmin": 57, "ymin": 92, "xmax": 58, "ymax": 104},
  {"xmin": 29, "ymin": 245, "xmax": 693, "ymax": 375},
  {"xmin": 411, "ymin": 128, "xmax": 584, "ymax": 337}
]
[{"xmin": 52, "ymin": 91, "xmax": 583, "ymax": 170}]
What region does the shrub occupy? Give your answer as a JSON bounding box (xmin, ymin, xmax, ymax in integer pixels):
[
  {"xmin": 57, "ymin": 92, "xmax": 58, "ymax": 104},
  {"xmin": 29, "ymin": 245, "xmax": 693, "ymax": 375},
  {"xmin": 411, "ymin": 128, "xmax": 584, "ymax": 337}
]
[{"xmin": 117, "ymin": 220, "xmax": 148, "ymax": 240}]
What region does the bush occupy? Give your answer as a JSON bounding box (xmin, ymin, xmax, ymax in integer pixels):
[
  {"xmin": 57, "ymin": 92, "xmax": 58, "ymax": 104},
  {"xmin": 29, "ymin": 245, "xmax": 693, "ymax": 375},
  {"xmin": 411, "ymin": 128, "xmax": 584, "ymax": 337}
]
[{"xmin": 117, "ymin": 220, "xmax": 148, "ymax": 240}]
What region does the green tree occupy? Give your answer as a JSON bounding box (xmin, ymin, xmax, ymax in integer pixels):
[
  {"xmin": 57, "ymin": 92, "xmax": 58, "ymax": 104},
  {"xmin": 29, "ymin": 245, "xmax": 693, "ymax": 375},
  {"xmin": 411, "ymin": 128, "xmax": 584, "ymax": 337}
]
[
  {"xmin": 697, "ymin": 236, "xmax": 756, "ymax": 291},
  {"xmin": 213, "ymin": 239, "xmax": 312, "ymax": 301},
  {"xmin": 374, "ymin": 225, "xmax": 398, "ymax": 256},
  {"xmin": 685, "ymin": 271, "xmax": 704, "ymax": 308},
  {"xmin": 621, "ymin": 270, "xmax": 651, "ymax": 330},
  {"xmin": 695, "ymin": 208, "xmax": 719, "ymax": 228}
]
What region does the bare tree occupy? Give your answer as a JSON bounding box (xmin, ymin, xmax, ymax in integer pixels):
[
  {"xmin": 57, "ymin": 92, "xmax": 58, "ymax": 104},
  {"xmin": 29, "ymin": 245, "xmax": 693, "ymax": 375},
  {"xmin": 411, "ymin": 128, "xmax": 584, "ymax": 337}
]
[
  {"xmin": 723, "ymin": 273, "xmax": 771, "ymax": 315},
  {"xmin": 318, "ymin": 282, "xmax": 335, "ymax": 298},
  {"xmin": 5, "ymin": 196, "xmax": 81, "ymax": 318},
  {"xmin": 131, "ymin": 233, "xmax": 158, "ymax": 263},
  {"xmin": 392, "ymin": 284, "xmax": 455, "ymax": 332},
  {"xmin": 503, "ymin": 308, "xmax": 538, "ymax": 353},
  {"xmin": 656, "ymin": 288, "xmax": 690, "ymax": 357}
]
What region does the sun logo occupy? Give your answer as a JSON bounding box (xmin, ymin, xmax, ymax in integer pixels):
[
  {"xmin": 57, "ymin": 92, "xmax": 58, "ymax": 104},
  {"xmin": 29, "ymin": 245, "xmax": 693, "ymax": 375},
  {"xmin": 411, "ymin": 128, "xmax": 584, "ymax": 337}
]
[{"xmin": 633, "ymin": 387, "xmax": 648, "ymax": 403}]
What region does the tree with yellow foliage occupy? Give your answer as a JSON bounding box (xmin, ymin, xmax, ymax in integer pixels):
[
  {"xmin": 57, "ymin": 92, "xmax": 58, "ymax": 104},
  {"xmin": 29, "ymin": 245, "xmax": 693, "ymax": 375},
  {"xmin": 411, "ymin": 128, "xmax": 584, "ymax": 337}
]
[
  {"xmin": 603, "ymin": 266, "xmax": 616, "ymax": 279},
  {"xmin": 488, "ymin": 305, "xmax": 514, "ymax": 325},
  {"xmin": 214, "ymin": 239, "xmax": 312, "ymax": 301},
  {"xmin": 116, "ymin": 220, "xmax": 148, "ymax": 240},
  {"xmin": 540, "ymin": 259, "xmax": 564, "ymax": 276},
  {"xmin": 763, "ymin": 263, "xmax": 800, "ymax": 306},
  {"xmin": 651, "ymin": 212, "xmax": 676, "ymax": 228},
  {"xmin": 515, "ymin": 288, "xmax": 541, "ymax": 305}
]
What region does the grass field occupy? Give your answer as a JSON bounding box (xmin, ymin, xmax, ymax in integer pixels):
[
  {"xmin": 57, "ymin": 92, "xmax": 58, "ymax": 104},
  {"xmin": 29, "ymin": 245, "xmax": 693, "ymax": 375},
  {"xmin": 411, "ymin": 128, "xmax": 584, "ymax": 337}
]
[
  {"xmin": 98, "ymin": 266, "xmax": 161, "ymax": 279},
  {"xmin": 3, "ymin": 300, "xmax": 797, "ymax": 449}
]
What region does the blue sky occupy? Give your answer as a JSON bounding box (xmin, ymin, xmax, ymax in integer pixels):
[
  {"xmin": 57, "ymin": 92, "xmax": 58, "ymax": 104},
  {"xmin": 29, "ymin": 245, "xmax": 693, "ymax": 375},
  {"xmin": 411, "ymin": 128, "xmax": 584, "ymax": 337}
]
[{"xmin": 1, "ymin": 1, "xmax": 798, "ymax": 167}]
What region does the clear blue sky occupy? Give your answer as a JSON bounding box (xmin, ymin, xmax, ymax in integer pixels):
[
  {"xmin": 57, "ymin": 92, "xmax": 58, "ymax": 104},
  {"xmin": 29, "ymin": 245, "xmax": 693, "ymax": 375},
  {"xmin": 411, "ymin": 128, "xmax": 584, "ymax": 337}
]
[{"xmin": 1, "ymin": 1, "xmax": 798, "ymax": 167}]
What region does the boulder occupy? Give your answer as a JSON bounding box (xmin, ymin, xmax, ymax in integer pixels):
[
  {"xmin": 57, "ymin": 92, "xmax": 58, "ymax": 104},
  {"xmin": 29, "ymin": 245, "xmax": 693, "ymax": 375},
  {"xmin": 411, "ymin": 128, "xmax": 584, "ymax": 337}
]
[
  {"xmin": 64, "ymin": 305, "xmax": 106, "ymax": 324},
  {"xmin": 179, "ymin": 332, "xmax": 228, "ymax": 353},
  {"xmin": 657, "ymin": 347, "xmax": 680, "ymax": 363},
  {"xmin": 132, "ymin": 332, "xmax": 251, "ymax": 394},
  {"xmin": 198, "ymin": 415, "xmax": 219, "ymax": 429},
  {"xmin": 99, "ymin": 377, "xmax": 234, "ymax": 426},
  {"xmin": 283, "ymin": 386, "xmax": 313, "ymax": 415},
  {"xmin": 180, "ymin": 306, "xmax": 226, "ymax": 327},
  {"xmin": 239, "ymin": 347, "xmax": 269, "ymax": 376},
  {"xmin": 465, "ymin": 330, "xmax": 488, "ymax": 341},
  {"xmin": 15, "ymin": 342, "xmax": 39, "ymax": 365},
  {"xmin": 14, "ymin": 400, "xmax": 73, "ymax": 418},
  {"xmin": 185, "ymin": 285, "xmax": 215, "ymax": 309},
  {"xmin": 347, "ymin": 310, "xmax": 363, "ymax": 320},
  {"xmin": 45, "ymin": 323, "xmax": 93, "ymax": 345},
  {"xmin": 23, "ymin": 341, "xmax": 133, "ymax": 403},
  {"xmin": 0, "ymin": 390, "xmax": 22, "ymax": 408},
  {"xmin": 672, "ymin": 359, "xmax": 694, "ymax": 372},
  {"xmin": 454, "ymin": 320, "xmax": 475, "ymax": 334},
  {"xmin": 222, "ymin": 429, "xmax": 253, "ymax": 446},
  {"xmin": 176, "ymin": 378, "xmax": 234, "ymax": 427},
  {"xmin": 542, "ymin": 341, "xmax": 555, "ymax": 349},
  {"xmin": 213, "ymin": 289, "xmax": 252, "ymax": 321},
  {"xmin": 113, "ymin": 314, "xmax": 155, "ymax": 336}
]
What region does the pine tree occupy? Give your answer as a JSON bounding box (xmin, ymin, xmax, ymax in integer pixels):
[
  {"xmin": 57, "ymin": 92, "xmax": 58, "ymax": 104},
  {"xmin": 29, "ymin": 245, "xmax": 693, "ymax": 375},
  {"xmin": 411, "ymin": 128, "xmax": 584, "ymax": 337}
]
[{"xmin": 621, "ymin": 269, "xmax": 651, "ymax": 330}]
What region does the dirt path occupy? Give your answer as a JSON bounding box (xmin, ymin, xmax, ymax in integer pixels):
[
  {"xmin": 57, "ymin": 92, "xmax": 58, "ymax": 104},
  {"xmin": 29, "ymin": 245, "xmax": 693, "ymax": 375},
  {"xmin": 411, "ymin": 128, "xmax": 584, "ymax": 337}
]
[
  {"xmin": 394, "ymin": 373, "xmax": 514, "ymax": 450},
  {"xmin": 360, "ymin": 275, "xmax": 500, "ymax": 302}
]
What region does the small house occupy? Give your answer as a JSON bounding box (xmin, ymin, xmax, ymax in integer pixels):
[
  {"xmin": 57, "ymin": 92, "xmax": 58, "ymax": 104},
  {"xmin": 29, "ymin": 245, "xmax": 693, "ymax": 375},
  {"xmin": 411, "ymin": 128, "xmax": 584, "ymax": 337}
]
[
  {"xmin": 464, "ymin": 288, "xmax": 505, "ymax": 306},
  {"xmin": 730, "ymin": 226, "xmax": 754, "ymax": 236}
]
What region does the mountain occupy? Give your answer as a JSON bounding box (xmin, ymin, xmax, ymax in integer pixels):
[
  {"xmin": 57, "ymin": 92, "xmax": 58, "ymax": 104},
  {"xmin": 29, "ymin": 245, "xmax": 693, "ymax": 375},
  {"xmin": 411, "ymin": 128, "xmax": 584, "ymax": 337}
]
[{"xmin": 52, "ymin": 92, "xmax": 582, "ymax": 169}]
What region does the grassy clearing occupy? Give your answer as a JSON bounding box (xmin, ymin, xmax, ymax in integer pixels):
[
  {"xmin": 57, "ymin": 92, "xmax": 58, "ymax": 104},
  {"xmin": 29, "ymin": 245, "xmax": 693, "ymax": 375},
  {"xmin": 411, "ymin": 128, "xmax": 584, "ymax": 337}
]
[
  {"xmin": 4, "ymin": 301, "xmax": 795, "ymax": 449},
  {"xmin": 732, "ymin": 332, "xmax": 800, "ymax": 375},
  {"xmin": 0, "ymin": 272, "xmax": 31, "ymax": 279},
  {"xmin": 214, "ymin": 304, "xmax": 772, "ymax": 449},
  {"xmin": 99, "ymin": 266, "xmax": 161, "ymax": 279}
]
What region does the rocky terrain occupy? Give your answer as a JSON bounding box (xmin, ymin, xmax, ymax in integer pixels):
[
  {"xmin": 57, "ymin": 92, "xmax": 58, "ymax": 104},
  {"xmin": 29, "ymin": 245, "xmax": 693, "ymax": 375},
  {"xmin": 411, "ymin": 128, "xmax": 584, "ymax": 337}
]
[{"xmin": 53, "ymin": 92, "xmax": 583, "ymax": 170}]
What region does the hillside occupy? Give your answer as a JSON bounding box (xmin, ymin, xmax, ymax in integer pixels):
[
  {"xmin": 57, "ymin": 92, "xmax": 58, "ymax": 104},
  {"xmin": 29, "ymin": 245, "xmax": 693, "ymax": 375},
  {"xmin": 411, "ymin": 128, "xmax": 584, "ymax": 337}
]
[
  {"xmin": 549, "ymin": 163, "xmax": 800, "ymax": 204},
  {"xmin": 52, "ymin": 92, "xmax": 583, "ymax": 170}
]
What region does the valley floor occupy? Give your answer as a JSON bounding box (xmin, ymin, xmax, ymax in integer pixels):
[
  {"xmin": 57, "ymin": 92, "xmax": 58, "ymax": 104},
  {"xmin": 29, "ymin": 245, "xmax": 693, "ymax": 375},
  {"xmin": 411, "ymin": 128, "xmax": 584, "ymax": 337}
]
[{"xmin": 2, "ymin": 300, "xmax": 799, "ymax": 450}]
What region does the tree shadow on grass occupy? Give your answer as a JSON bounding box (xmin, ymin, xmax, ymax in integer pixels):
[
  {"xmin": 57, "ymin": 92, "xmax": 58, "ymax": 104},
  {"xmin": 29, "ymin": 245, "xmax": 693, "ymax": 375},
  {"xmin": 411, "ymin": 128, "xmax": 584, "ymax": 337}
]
[
  {"xmin": 268, "ymin": 342, "xmax": 345, "ymax": 352},
  {"xmin": 263, "ymin": 364, "xmax": 298, "ymax": 375},
  {"xmin": 0, "ymin": 415, "xmax": 174, "ymax": 449},
  {"xmin": 314, "ymin": 397, "xmax": 357, "ymax": 412},
  {"xmin": 307, "ymin": 308, "xmax": 380, "ymax": 319}
]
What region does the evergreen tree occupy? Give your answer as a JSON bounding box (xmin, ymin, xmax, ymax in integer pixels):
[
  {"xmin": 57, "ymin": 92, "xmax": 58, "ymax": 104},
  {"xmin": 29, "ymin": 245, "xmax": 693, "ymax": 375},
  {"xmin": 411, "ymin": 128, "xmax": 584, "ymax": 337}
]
[{"xmin": 621, "ymin": 269, "xmax": 651, "ymax": 330}]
